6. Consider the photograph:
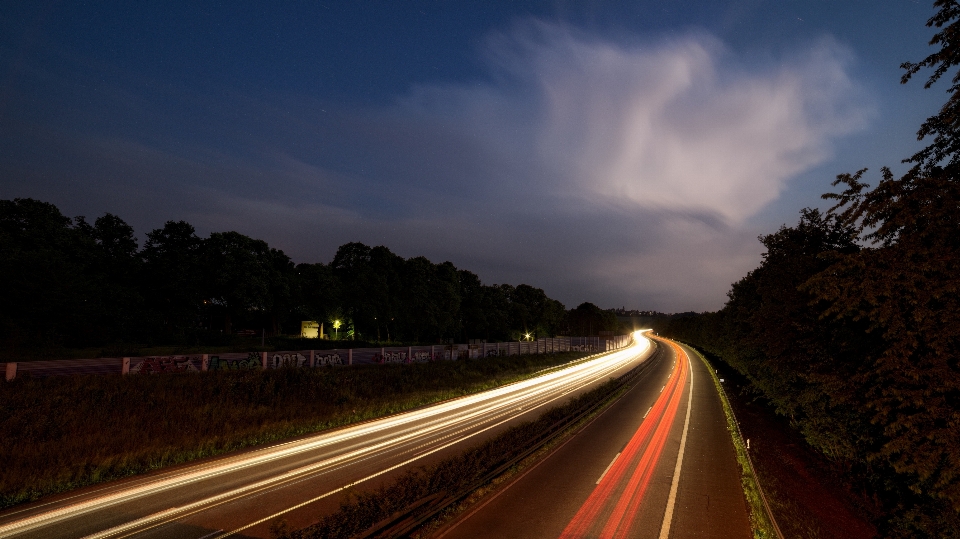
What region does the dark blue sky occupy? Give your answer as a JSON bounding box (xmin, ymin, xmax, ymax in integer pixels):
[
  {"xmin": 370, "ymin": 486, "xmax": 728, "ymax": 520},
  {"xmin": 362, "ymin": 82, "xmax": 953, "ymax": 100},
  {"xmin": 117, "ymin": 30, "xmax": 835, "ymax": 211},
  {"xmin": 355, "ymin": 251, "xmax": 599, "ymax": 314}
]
[{"xmin": 0, "ymin": 1, "xmax": 946, "ymax": 311}]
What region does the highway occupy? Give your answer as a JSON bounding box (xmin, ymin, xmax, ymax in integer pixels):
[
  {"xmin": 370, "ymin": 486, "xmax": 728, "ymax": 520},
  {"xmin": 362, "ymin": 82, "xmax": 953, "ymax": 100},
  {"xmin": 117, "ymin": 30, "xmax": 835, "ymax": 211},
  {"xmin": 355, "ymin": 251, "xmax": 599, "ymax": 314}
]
[
  {"xmin": 435, "ymin": 337, "xmax": 752, "ymax": 539},
  {"xmin": 0, "ymin": 332, "xmax": 656, "ymax": 539}
]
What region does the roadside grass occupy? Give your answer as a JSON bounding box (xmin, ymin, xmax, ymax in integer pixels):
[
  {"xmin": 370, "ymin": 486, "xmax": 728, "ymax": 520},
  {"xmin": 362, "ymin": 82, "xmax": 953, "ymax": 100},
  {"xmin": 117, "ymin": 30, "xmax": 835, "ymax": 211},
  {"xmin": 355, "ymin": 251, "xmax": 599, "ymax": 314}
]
[
  {"xmin": 708, "ymin": 352, "xmax": 879, "ymax": 539},
  {"xmin": 683, "ymin": 343, "xmax": 782, "ymax": 539},
  {"xmin": 0, "ymin": 351, "xmax": 589, "ymax": 510}
]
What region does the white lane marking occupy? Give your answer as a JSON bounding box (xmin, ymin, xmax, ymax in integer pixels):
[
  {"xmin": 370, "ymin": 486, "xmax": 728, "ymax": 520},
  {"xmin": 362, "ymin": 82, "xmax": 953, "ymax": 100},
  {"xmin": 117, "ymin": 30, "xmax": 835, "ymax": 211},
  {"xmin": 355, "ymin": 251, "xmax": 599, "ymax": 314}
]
[
  {"xmin": 660, "ymin": 385, "xmax": 665, "ymax": 393},
  {"xmin": 643, "ymin": 406, "xmax": 652, "ymax": 419},
  {"xmin": 196, "ymin": 530, "xmax": 223, "ymax": 539},
  {"xmin": 658, "ymin": 348, "xmax": 694, "ymax": 539},
  {"xmin": 596, "ymin": 453, "xmax": 621, "ymax": 485}
]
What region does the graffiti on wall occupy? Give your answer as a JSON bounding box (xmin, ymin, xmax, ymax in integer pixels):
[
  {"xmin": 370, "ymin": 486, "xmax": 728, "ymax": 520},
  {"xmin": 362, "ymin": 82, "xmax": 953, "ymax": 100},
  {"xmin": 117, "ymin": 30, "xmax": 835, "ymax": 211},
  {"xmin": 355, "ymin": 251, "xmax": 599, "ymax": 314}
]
[
  {"xmin": 14, "ymin": 337, "xmax": 596, "ymax": 379},
  {"xmin": 374, "ymin": 351, "xmax": 407, "ymax": 364},
  {"xmin": 208, "ymin": 353, "xmax": 262, "ymax": 371},
  {"xmin": 315, "ymin": 352, "xmax": 343, "ymax": 366},
  {"xmin": 271, "ymin": 353, "xmax": 308, "ymax": 369},
  {"xmin": 411, "ymin": 351, "xmax": 433, "ymax": 363},
  {"xmin": 132, "ymin": 356, "xmax": 199, "ymax": 374}
]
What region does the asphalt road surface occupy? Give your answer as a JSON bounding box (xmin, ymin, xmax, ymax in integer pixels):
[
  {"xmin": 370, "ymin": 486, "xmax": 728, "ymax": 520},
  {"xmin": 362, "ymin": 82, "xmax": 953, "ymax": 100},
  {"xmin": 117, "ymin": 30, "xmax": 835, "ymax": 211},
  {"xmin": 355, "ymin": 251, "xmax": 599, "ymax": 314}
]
[
  {"xmin": 435, "ymin": 337, "xmax": 752, "ymax": 539},
  {"xmin": 0, "ymin": 333, "xmax": 656, "ymax": 539}
]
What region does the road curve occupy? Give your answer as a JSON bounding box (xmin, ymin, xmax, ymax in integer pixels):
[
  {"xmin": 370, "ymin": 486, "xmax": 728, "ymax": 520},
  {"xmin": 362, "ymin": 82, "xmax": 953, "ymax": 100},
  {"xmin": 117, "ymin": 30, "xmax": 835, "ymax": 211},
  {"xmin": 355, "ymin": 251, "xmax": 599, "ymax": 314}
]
[
  {"xmin": 0, "ymin": 333, "xmax": 656, "ymax": 539},
  {"xmin": 434, "ymin": 337, "xmax": 751, "ymax": 539}
]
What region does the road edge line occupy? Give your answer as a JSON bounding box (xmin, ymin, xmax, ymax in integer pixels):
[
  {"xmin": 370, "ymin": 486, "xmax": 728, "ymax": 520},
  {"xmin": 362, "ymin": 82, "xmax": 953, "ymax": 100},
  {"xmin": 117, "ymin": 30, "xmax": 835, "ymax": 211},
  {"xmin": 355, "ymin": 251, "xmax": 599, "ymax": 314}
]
[{"xmin": 680, "ymin": 342, "xmax": 784, "ymax": 539}]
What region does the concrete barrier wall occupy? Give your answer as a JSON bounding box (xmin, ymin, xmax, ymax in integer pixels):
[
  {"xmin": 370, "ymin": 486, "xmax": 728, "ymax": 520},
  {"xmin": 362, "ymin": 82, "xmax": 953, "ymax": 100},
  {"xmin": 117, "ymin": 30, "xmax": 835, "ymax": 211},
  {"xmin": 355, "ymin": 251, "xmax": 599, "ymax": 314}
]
[
  {"xmin": 2, "ymin": 335, "xmax": 632, "ymax": 379},
  {"xmin": 15, "ymin": 358, "xmax": 125, "ymax": 378}
]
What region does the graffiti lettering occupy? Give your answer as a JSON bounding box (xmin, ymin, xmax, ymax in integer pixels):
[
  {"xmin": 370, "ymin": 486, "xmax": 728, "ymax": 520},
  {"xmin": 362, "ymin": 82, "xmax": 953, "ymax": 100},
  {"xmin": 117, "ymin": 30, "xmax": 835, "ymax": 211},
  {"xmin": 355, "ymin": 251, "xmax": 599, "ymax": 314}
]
[
  {"xmin": 208, "ymin": 353, "xmax": 262, "ymax": 371},
  {"xmin": 374, "ymin": 351, "xmax": 407, "ymax": 364},
  {"xmin": 315, "ymin": 353, "xmax": 343, "ymax": 367},
  {"xmin": 132, "ymin": 356, "xmax": 199, "ymax": 374},
  {"xmin": 271, "ymin": 353, "xmax": 308, "ymax": 369},
  {"xmin": 410, "ymin": 351, "xmax": 433, "ymax": 363}
]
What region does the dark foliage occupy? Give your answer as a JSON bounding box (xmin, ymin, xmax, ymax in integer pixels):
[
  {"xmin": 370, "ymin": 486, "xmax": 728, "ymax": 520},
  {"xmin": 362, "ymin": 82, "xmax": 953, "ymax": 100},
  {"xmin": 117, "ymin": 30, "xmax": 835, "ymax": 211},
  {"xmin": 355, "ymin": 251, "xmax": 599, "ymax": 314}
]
[
  {"xmin": 665, "ymin": 202, "xmax": 960, "ymax": 535},
  {"xmin": 566, "ymin": 302, "xmax": 620, "ymax": 337},
  {"xmin": 0, "ymin": 200, "xmax": 610, "ymax": 355},
  {"xmin": 901, "ymin": 0, "xmax": 960, "ymax": 170}
]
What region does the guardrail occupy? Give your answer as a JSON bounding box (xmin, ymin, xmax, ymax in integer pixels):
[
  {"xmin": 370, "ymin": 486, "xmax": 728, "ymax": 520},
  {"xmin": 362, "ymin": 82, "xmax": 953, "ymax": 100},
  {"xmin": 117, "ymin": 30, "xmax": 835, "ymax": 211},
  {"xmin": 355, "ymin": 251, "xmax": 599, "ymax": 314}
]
[{"xmin": 2, "ymin": 335, "xmax": 633, "ymax": 380}]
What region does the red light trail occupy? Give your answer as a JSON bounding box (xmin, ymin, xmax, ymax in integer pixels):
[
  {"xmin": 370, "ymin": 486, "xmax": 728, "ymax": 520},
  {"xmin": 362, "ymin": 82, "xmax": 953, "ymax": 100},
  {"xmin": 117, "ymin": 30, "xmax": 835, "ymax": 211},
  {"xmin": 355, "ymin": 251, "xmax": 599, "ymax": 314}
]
[{"xmin": 559, "ymin": 341, "xmax": 689, "ymax": 539}]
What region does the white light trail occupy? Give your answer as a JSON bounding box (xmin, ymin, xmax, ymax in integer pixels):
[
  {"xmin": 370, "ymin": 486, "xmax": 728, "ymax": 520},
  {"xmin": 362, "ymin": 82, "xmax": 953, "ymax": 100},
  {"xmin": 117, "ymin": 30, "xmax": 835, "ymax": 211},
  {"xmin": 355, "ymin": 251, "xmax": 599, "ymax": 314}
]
[{"xmin": 0, "ymin": 331, "xmax": 653, "ymax": 538}]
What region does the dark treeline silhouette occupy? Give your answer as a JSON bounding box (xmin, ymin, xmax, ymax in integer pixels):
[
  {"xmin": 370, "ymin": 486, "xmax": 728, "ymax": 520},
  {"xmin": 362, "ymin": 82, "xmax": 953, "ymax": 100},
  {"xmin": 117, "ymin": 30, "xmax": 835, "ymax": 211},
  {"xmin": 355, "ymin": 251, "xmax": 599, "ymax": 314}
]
[
  {"xmin": 665, "ymin": 2, "xmax": 960, "ymax": 535},
  {"xmin": 0, "ymin": 199, "xmax": 621, "ymax": 352}
]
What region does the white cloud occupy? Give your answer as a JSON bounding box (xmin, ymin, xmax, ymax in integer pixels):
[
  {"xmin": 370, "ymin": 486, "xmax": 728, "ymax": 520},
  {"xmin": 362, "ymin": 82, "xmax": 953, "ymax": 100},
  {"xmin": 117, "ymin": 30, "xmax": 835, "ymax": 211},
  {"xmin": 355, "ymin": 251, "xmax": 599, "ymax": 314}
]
[
  {"xmin": 398, "ymin": 23, "xmax": 870, "ymax": 224},
  {"xmin": 348, "ymin": 22, "xmax": 871, "ymax": 310},
  {"xmin": 182, "ymin": 23, "xmax": 872, "ymax": 311}
]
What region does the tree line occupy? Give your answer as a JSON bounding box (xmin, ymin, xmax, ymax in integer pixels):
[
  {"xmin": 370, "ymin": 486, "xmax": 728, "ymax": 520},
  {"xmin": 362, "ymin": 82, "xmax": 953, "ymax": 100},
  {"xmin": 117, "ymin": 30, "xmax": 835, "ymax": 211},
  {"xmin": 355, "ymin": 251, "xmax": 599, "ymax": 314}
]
[
  {"xmin": 0, "ymin": 199, "xmax": 622, "ymax": 351},
  {"xmin": 664, "ymin": 2, "xmax": 960, "ymax": 535}
]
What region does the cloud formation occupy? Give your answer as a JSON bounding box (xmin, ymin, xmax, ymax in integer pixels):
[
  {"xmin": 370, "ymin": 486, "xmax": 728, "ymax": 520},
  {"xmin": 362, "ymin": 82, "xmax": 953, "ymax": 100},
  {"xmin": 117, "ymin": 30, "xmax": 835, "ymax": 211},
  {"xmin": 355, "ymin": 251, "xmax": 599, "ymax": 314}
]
[
  {"xmin": 1, "ymin": 21, "xmax": 871, "ymax": 312},
  {"xmin": 342, "ymin": 22, "xmax": 869, "ymax": 309},
  {"xmin": 399, "ymin": 23, "xmax": 869, "ymax": 224}
]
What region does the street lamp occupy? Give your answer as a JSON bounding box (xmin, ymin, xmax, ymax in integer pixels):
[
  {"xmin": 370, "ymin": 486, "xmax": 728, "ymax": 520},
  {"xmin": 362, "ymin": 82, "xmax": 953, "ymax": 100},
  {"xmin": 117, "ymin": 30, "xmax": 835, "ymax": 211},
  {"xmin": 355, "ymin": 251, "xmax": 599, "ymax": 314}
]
[{"xmin": 333, "ymin": 319, "xmax": 342, "ymax": 340}]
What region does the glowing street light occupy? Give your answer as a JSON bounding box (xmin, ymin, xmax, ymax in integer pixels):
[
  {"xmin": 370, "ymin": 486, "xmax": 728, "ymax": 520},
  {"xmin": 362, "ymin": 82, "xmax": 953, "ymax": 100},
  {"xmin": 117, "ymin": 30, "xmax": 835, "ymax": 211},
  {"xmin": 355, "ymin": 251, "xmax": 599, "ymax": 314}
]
[{"xmin": 333, "ymin": 319, "xmax": 342, "ymax": 339}]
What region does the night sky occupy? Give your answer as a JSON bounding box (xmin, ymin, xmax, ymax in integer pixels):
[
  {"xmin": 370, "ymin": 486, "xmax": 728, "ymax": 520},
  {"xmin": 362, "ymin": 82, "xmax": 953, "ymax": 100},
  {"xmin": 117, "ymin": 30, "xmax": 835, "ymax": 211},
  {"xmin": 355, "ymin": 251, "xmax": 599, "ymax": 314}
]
[{"xmin": 0, "ymin": 1, "xmax": 944, "ymax": 312}]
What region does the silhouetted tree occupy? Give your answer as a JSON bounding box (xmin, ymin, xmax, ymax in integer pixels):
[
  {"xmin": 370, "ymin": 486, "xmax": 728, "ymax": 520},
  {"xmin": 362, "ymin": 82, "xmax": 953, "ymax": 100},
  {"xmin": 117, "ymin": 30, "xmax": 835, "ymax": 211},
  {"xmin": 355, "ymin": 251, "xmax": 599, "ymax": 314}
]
[
  {"xmin": 1, "ymin": 199, "xmax": 581, "ymax": 349},
  {"xmin": 293, "ymin": 262, "xmax": 341, "ymax": 334},
  {"xmin": 0, "ymin": 199, "xmax": 95, "ymax": 347},
  {"xmin": 565, "ymin": 302, "xmax": 618, "ymax": 337},
  {"xmin": 202, "ymin": 231, "xmax": 286, "ymax": 334},
  {"xmin": 901, "ymin": 0, "xmax": 960, "ymax": 170},
  {"xmin": 141, "ymin": 221, "xmax": 204, "ymax": 337}
]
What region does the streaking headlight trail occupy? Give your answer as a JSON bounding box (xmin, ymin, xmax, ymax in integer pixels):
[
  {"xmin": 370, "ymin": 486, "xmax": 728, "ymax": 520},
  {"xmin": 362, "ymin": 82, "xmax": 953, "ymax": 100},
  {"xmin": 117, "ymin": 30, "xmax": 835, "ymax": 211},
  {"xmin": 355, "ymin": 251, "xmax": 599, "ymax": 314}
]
[{"xmin": 0, "ymin": 331, "xmax": 654, "ymax": 539}]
